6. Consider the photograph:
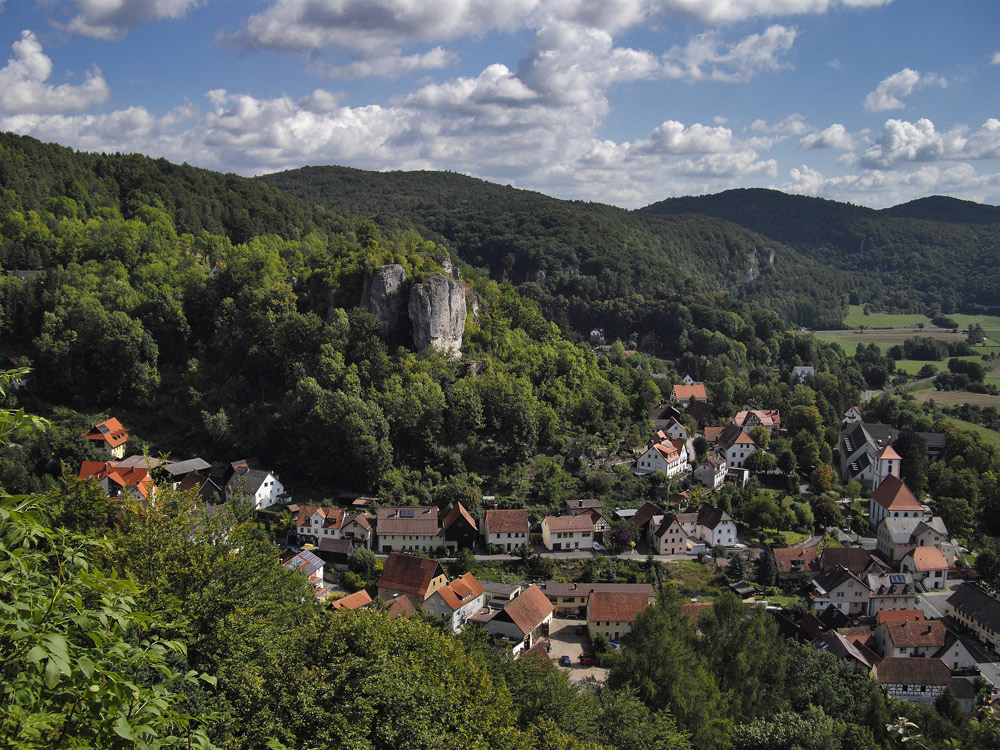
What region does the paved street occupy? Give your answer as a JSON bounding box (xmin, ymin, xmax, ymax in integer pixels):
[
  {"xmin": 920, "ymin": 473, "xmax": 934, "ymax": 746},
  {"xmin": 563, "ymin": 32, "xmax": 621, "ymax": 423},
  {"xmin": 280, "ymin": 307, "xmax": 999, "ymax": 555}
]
[{"xmin": 919, "ymin": 585, "xmax": 1000, "ymax": 689}]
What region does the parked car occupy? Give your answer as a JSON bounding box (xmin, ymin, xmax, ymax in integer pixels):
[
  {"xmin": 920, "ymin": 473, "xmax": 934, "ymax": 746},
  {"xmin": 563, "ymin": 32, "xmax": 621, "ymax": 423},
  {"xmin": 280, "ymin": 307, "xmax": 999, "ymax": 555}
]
[
  {"xmin": 580, "ymin": 654, "xmax": 597, "ymax": 666},
  {"xmin": 559, "ymin": 655, "xmax": 572, "ymax": 667}
]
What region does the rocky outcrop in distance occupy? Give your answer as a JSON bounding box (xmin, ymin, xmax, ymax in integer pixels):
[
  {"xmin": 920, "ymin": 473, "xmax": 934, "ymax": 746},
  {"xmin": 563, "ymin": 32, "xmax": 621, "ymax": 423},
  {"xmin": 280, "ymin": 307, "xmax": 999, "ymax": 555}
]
[
  {"xmin": 409, "ymin": 275, "xmax": 467, "ymax": 357},
  {"xmin": 361, "ymin": 265, "xmax": 467, "ymax": 356}
]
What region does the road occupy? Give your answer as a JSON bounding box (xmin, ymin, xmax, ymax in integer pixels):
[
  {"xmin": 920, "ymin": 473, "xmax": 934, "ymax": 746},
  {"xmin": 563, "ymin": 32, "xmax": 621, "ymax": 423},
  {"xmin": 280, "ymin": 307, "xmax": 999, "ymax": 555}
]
[{"xmin": 919, "ymin": 585, "xmax": 1000, "ymax": 689}]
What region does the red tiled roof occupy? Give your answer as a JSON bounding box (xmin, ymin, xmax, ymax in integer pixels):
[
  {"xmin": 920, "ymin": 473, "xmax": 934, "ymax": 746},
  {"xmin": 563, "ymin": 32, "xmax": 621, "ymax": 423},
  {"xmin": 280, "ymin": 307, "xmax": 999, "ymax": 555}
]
[
  {"xmin": 875, "ymin": 657, "xmax": 950, "ymax": 686},
  {"xmin": 773, "ymin": 546, "xmax": 819, "ymax": 574},
  {"xmin": 485, "ymin": 509, "xmax": 529, "ymax": 534},
  {"xmin": 876, "ymin": 445, "xmax": 902, "ymax": 460},
  {"xmin": 330, "ymin": 589, "xmax": 372, "ymax": 611},
  {"xmin": 83, "ymin": 418, "xmax": 129, "ymax": 448},
  {"xmin": 881, "ymin": 620, "xmax": 947, "ymax": 648},
  {"xmin": 386, "ymin": 595, "xmax": 417, "ymax": 619},
  {"xmin": 434, "ymin": 573, "xmax": 486, "ymax": 611},
  {"xmin": 543, "ymin": 515, "xmax": 594, "ymax": 534},
  {"xmin": 871, "ymin": 475, "xmax": 923, "ymax": 512},
  {"xmin": 588, "ymin": 591, "xmax": 650, "ymax": 624},
  {"xmin": 79, "ymin": 460, "xmax": 153, "ymax": 498},
  {"xmin": 674, "ymin": 384, "xmax": 708, "ymax": 401},
  {"xmin": 501, "ymin": 584, "xmax": 554, "ymax": 635},
  {"xmin": 377, "ymin": 552, "xmax": 444, "ymax": 596},
  {"xmin": 876, "ymin": 610, "xmax": 925, "ymax": 625},
  {"xmin": 906, "ymin": 546, "xmax": 949, "ymax": 572},
  {"xmin": 704, "ymin": 426, "xmax": 726, "ymax": 444}
]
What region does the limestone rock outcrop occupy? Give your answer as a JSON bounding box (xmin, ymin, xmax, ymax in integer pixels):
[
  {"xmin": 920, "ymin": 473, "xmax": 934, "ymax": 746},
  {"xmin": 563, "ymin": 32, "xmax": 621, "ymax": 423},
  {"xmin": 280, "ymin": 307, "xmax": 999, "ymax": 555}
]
[
  {"xmin": 409, "ymin": 276, "xmax": 467, "ymax": 356},
  {"xmin": 361, "ymin": 264, "xmax": 408, "ymax": 336}
]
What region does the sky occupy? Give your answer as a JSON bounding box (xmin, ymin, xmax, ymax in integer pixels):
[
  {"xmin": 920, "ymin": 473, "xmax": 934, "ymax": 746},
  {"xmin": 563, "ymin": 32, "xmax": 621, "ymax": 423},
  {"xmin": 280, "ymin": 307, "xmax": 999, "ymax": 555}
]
[{"xmin": 1, "ymin": 1, "xmax": 998, "ymax": 209}]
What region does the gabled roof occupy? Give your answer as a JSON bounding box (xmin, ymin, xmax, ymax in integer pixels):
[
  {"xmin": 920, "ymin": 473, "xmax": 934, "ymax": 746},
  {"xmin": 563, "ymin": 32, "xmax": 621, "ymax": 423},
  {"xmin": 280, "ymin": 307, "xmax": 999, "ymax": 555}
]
[
  {"xmin": 330, "ymin": 589, "xmax": 372, "ymax": 611},
  {"xmin": 871, "ymin": 475, "xmax": 923, "ymax": 512},
  {"xmin": 813, "ymin": 630, "xmax": 876, "ymax": 669},
  {"xmin": 588, "ymin": 591, "xmax": 650, "ymax": 624},
  {"xmin": 83, "ymin": 418, "xmax": 129, "ymax": 448},
  {"xmin": 79, "ymin": 460, "xmax": 153, "ymax": 498},
  {"xmin": 485, "ymin": 509, "xmax": 529, "ymax": 534},
  {"xmin": 441, "ymin": 502, "xmax": 477, "ymax": 532},
  {"xmin": 317, "ymin": 537, "xmax": 353, "ymax": 556},
  {"xmin": 696, "ymin": 503, "xmax": 732, "ymax": 530},
  {"xmin": 161, "ymin": 457, "xmax": 212, "ymax": 476},
  {"xmin": 631, "ymin": 502, "xmax": 665, "ymax": 528},
  {"xmin": 673, "ymin": 384, "xmax": 708, "ymax": 401},
  {"xmin": 540, "ymin": 581, "xmax": 655, "ymax": 599},
  {"xmin": 821, "ymin": 547, "xmax": 881, "ymax": 574},
  {"xmin": 226, "ymin": 466, "xmax": 273, "ymax": 496},
  {"xmin": 904, "ymin": 546, "xmax": 949, "ymax": 572},
  {"xmin": 813, "ymin": 565, "xmax": 867, "ymax": 595},
  {"xmin": 377, "ymin": 506, "xmax": 441, "ymax": 536},
  {"xmin": 497, "ymin": 584, "xmax": 554, "ymax": 635},
  {"xmin": 386, "ymin": 595, "xmax": 417, "ymax": 619},
  {"xmin": 650, "ymin": 442, "xmax": 681, "ymax": 461},
  {"xmin": 654, "ymin": 514, "xmax": 685, "ymax": 538},
  {"xmin": 716, "ymin": 424, "xmax": 755, "ymax": 449},
  {"xmin": 281, "ymin": 549, "xmax": 323, "ymax": 577},
  {"xmin": 543, "ymin": 514, "xmax": 594, "ymax": 533},
  {"xmin": 773, "ymin": 546, "xmax": 819, "ymax": 574},
  {"xmin": 433, "ymin": 573, "xmax": 486, "ymax": 611},
  {"xmin": 880, "ymin": 516, "xmax": 922, "ymax": 544},
  {"xmin": 867, "ymin": 572, "xmax": 915, "ymax": 596},
  {"xmin": 377, "ymin": 552, "xmax": 445, "ymax": 596},
  {"xmin": 686, "ymin": 401, "xmax": 715, "ymax": 422},
  {"xmin": 733, "ymin": 409, "xmax": 781, "ymax": 429},
  {"xmin": 698, "ymin": 455, "xmax": 727, "ymax": 471},
  {"xmin": 880, "ymin": 620, "xmax": 946, "ymax": 649},
  {"xmin": 295, "ymin": 504, "xmax": 346, "ymax": 529},
  {"xmin": 565, "ymin": 498, "xmax": 603, "ymax": 513},
  {"xmin": 947, "ymin": 583, "xmax": 1000, "ymax": 632},
  {"xmin": 875, "ymin": 657, "xmax": 950, "ymax": 686},
  {"xmin": 876, "ymin": 610, "xmax": 925, "ymax": 625}
]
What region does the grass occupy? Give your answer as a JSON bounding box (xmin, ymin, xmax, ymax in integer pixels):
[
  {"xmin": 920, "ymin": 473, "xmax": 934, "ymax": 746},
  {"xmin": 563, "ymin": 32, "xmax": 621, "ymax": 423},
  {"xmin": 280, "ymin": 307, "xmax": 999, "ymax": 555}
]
[
  {"xmin": 662, "ymin": 560, "xmax": 726, "ymax": 597},
  {"xmin": 770, "ymin": 530, "xmax": 809, "ymax": 545},
  {"xmin": 939, "ymin": 417, "xmax": 1000, "ymax": 449},
  {"xmin": 842, "ymin": 306, "xmax": 929, "ymax": 328}
]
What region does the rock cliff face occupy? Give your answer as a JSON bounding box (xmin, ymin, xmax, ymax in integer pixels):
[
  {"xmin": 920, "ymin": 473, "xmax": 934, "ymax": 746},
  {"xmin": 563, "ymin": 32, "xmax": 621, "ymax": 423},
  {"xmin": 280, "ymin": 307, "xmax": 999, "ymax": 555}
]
[
  {"xmin": 409, "ymin": 276, "xmax": 467, "ymax": 356},
  {"xmin": 361, "ymin": 264, "xmax": 408, "ymax": 336}
]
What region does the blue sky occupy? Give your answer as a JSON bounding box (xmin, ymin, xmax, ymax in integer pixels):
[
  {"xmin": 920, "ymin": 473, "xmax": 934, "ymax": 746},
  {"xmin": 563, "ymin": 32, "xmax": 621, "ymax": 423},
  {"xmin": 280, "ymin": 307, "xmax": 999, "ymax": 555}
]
[{"xmin": 1, "ymin": 0, "xmax": 998, "ymax": 208}]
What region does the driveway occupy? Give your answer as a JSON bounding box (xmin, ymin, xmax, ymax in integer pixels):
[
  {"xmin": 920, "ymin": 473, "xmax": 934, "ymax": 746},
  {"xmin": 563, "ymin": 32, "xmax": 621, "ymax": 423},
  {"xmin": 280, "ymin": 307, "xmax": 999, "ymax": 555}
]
[{"xmin": 547, "ymin": 617, "xmax": 609, "ymax": 683}]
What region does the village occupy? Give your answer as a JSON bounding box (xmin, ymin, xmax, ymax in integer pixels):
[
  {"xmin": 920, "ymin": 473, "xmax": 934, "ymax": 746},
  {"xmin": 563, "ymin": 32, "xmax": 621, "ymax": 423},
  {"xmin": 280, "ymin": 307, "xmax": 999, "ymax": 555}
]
[{"xmin": 73, "ymin": 371, "xmax": 1000, "ymax": 717}]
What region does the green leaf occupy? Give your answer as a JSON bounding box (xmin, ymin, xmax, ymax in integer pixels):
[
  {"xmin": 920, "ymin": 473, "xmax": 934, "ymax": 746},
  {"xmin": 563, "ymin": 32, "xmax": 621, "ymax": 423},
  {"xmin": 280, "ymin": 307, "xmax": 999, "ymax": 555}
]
[
  {"xmin": 44, "ymin": 658, "xmax": 60, "ymax": 688},
  {"xmin": 114, "ymin": 715, "xmax": 134, "ymax": 741}
]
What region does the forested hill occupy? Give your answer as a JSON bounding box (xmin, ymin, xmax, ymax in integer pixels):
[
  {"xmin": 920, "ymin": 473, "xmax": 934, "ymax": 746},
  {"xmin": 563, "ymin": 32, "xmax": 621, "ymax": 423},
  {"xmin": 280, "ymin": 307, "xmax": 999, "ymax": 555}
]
[
  {"xmin": 257, "ymin": 166, "xmax": 854, "ymax": 331},
  {"xmin": 642, "ymin": 189, "xmax": 1000, "ymax": 315}
]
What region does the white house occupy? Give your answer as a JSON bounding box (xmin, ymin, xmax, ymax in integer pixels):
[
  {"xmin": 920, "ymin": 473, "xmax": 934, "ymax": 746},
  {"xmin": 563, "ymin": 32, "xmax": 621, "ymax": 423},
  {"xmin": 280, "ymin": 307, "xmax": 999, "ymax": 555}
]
[
  {"xmin": 715, "ymin": 425, "xmax": 756, "ymax": 469},
  {"xmin": 225, "ymin": 466, "xmax": 285, "ymax": 510},
  {"xmin": 541, "ymin": 515, "xmax": 594, "ymax": 551},
  {"xmin": 635, "ymin": 439, "xmax": 688, "ymax": 477},
  {"xmin": 900, "ymin": 547, "xmax": 949, "ymax": 589},
  {"xmin": 483, "ymin": 509, "xmax": 530, "ymax": 552},
  {"xmin": 675, "ymin": 504, "xmax": 737, "ymax": 548},
  {"xmin": 868, "ymin": 475, "xmax": 924, "ymax": 528},
  {"xmin": 421, "ymin": 573, "xmax": 486, "ymax": 633},
  {"xmin": 693, "ymin": 455, "xmax": 727, "ymax": 490}
]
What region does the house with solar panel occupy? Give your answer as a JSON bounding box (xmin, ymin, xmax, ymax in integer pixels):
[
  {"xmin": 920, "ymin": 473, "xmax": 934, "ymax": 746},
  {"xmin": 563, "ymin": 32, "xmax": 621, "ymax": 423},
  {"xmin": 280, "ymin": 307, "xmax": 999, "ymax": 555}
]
[
  {"xmin": 376, "ymin": 506, "xmax": 444, "ymax": 553},
  {"xmin": 83, "ymin": 418, "xmax": 129, "ymax": 459},
  {"xmin": 281, "ymin": 549, "xmax": 325, "ymax": 591}
]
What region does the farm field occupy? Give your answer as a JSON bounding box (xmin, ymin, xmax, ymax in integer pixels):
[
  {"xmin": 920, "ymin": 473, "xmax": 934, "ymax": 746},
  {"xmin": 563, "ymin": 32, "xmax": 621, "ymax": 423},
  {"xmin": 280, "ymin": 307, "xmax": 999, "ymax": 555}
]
[
  {"xmin": 911, "ymin": 388, "xmax": 1000, "ymax": 409},
  {"xmin": 841, "ymin": 306, "xmax": 929, "ymax": 328}
]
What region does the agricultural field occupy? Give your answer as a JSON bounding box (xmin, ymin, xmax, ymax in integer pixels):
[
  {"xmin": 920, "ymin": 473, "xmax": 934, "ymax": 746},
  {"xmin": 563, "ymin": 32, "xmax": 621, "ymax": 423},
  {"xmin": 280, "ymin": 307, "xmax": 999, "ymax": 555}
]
[
  {"xmin": 841, "ymin": 306, "xmax": 930, "ymax": 328},
  {"xmin": 911, "ymin": 388, "xmax": 1000, "ymax": 409}
]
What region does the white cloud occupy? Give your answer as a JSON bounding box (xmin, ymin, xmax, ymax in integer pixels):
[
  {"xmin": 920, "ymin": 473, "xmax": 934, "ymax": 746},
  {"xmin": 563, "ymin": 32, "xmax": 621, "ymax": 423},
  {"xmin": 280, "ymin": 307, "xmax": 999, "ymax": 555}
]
[
  {"xmin": 63, "ymin": 0, "xmax": 203, "ymax": 39},
  {"xmin": 863, "ymin": 68, "xmax": 945, "ymax": 112},
  {"xmin": 660, "ymin": 24, "xmax": 797, "ymax": 82},
  {"xmin": 859, "ymin": 118, "xmax": 967, "ymax": 168},
  {"xmin": 783, "ymin": 162, "xmax": 998, "ymax": 208},
  {"xmin": 313, "ymin": 48, "xmax": 456, "ymax": 80},
  {"xmin": 0, "ymin": 30, "xmax": 110, "ymax": 114},
  {"xmin": 800, "ymin": 123, "xmax": 855, "ymax": 150},
  {"xmin": 992, "ymin": 51, "xmax": 1000, "ymax": 65},
  {"xmin": 650, "ymin": 0, "xmax": 892, "ymax": 25}
]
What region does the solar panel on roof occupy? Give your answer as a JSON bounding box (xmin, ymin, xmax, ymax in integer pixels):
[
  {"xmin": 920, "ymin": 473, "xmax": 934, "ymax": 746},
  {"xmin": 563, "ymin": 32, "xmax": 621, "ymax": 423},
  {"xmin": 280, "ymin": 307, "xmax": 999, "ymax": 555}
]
[
  {"xmin": 890, "ymin": 574, "xmax": 905, "ymax": 584},
  {"xmin": 97, "ymin": 424, "xmax": 111, "ymax": 434},
  {"xmin": 400, "ymin": 508, "xmax": 414, "ymax": 518}
]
